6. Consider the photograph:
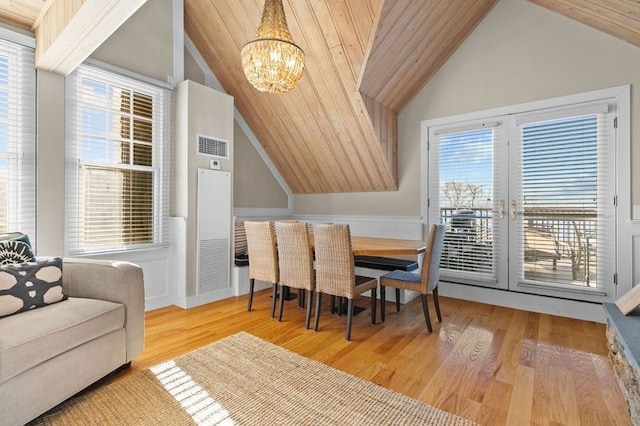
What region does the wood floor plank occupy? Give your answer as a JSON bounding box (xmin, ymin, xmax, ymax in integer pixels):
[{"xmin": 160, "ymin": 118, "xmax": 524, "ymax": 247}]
[
  {"xmin": 115, "ymin": 289, "xmax": 631, "ymax": 425},
  {"xmin": 506, "ymin": 365, "xmax": 535, "ymax": 425}
]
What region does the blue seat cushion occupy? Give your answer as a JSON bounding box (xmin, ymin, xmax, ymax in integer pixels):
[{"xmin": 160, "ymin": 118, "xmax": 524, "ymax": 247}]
[
  {"xmin": 354, "ymin": 256, "xmax": 418, "ymax": 272},
  {"xmin": 381, "ymin": 270, "xmax": 421, "ymax": 283}
]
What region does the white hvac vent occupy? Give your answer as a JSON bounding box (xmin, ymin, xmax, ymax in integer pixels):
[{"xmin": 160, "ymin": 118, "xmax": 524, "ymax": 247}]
[
  {"xmin": 196, "ymin": 169, "xmax": 231, "ymax": 297},
  {"xmin": 198, "ymin": 237, "xmax": 230, "ymax": 294},
  {"xmin": 198, "ymin": 134, "xmax": 229, "ymax": 158}
]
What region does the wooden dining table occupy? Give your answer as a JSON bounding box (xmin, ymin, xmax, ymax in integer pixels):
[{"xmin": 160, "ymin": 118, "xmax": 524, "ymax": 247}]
[
  {"xmin": 350, "ymin": 236, "xmax": 426, "ymax": 256},
  {"xmin": 281, "ymin": 234, "xmax": 426, "ymax": 308}
]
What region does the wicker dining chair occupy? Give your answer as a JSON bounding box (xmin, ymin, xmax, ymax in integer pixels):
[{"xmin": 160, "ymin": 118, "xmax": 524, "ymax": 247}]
[
  {"xmin": 313, "ymin": 223, "xmax": 377, "ymax": 341},
  {"xmin": 244, "ymin": 221, "xmax": 279, "ymax": 318},
  {"xmin": 379, "ymin": 224, "xmax": 446, "ymax": 332},
  {"xmin": 275, "ymin": 221, "xmax": 315, "ymax": 328}
]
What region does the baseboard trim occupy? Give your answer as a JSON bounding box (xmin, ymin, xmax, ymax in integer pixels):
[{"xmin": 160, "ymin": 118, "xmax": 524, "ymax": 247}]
[
  {"xmin": 175, "ymin": 288, "xmax": 237, "ymax": 309},
  {"xmin": 439, "ymin": 281, "xmax": 605, "ymax": 323}
]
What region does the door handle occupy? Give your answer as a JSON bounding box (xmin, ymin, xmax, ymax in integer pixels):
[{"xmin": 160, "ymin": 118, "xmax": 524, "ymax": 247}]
[
  {"xmin": 511, "ymin": 200, "xmax": 517, "ymax": 220},
  {"xmin": 499, "ymin": 199, "xmax": 505, "ymax": 219}
]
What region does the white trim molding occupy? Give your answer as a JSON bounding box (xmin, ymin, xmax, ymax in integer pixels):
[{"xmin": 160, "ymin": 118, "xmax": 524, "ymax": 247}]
[
  {"xmin": 0, "ymin": 24, "xmax": 35, "ymax": 48},
  {"xmin": 171, "ymin": 0, "xmax": 184, "ymax": 85},
  {"xmin": 234, "ymin": 208, "xmax": 293, "ymax": 219}
]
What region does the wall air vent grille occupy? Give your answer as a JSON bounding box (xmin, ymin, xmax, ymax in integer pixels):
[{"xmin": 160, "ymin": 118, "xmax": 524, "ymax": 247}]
[
  {"xmin": 198, "ymin": 134, "xmax": 229, "ymax": 159},
  {"xmin": 198, "ymin": 237, "xmax": 230, "ymax": 294}
]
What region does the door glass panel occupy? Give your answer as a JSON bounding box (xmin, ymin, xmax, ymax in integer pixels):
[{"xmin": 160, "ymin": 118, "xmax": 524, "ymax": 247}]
[
  {"xmin": 520, "ymin": 115, "xmax": 598, "ymax": 287},
  {"xmin": 437, "ymin": 129, "xmax": 495, "ymax": 278}
]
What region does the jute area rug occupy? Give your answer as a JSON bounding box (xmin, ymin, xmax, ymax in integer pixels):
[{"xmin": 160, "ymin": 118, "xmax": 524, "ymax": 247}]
[{"xmin": 32, "ymin": 332, "xmax": 474, "ymax": 425}]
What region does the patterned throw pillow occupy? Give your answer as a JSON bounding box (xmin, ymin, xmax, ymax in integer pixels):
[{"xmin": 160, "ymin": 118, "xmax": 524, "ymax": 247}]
[
  {"xmin": 0, "ymin": 257, "xmax": 66, "ymax": 318},
  {"xmin": 0, "ymin": 240, "xmax": 36, "ymax": 265},
  {"xmin": 0, "ymin": 232, "xmax": 32, "ymax": 248}
]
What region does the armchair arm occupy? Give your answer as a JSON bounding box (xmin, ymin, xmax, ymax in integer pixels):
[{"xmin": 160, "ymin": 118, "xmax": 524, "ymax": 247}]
[{"xmin": 62, "ymin": 258, "xmax": 145, "ymax": 361}]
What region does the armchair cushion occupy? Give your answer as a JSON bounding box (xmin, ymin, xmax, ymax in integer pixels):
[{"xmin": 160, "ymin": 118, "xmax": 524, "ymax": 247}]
[
  {"xmin": 381, "ymin": 270, "xmax": 421, "ymax": 284},
  {"xmin": 0, "ymin": 297, "xmax": 124, "ymax": 384}
]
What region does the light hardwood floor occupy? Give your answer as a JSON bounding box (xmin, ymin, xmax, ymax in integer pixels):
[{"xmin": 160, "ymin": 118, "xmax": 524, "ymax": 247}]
[{"xmin": 124, "ymin": 289, "xmax": 631, "ymax": 425}]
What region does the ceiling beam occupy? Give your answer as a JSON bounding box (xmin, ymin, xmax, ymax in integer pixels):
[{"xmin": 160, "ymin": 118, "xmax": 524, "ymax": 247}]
[{"xmin": 33, "ymin": 0, "xmax": 147, "ymax": 75}]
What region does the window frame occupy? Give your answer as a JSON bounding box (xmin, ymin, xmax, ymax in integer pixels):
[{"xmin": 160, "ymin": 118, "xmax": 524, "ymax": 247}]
[{"xmin": 65, "ymin": 63, "xmax": 171, "ymax": 255}]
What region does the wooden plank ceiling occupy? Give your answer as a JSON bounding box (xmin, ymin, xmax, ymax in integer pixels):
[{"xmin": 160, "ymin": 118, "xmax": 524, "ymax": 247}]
[
  {"xmin": 530, "ymin": 0, "xmax": 640, "ymax": 47},
  {"xmin": 0, "ymin": 1, "xmax": 639, "ymax": 193},
  {"xmin": 185, "ymin": 0, "xmax": 498, "ymax": 193},
  {"xmin": 0, "ymin": 0, "xmax": 46, "ymax": 31}
]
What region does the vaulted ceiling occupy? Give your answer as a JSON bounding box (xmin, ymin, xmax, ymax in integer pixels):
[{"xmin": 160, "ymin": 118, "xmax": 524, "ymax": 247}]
[
  {"xmin": 188, "ymin": 0, "xmax": 502, "ymax": 194},
  {"xmin": 1, "ymin": 0, "xmax": 639, "ymax": 194}
]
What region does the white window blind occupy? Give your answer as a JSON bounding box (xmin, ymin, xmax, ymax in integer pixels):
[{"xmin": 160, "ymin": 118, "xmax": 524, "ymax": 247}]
[
  {"xmin": 0, "ymin": 38, "xmax": 35, "ymax": 240},
  {"xmin": 429, "ymin": 122, "xmax": 505, "ymax": 285},
  {"xmin": 514, "ymin": 103, "xmax": 614, "ymax": 291},
  {"xmin": 66, "ymin": 64, "xmax": 171, "ymax": 254}
]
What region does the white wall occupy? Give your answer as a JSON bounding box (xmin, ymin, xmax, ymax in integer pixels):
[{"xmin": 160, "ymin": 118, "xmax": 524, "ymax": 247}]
[
  {"xmin": 233, "ymin": 120, "xmax": 289, "ymax": 208},
  {"xmin": 91, "ymin": 0, "xmax": 174, "ymax": 84},
  {"xmin": 36, "ymin": 71, "xmax": 65, "ymax": 256}
]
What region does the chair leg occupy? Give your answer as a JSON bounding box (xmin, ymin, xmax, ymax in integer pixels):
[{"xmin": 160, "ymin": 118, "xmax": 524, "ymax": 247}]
[
  {"xmin": 395, "ymin": 288, "xmax": 401, "ymax": 312},
  {"xmin": 370, "ymin": 287, "xmax": 377, "ymax": 325},
  {"xmin": 270, "ymin": 284, "xmax": 278, "ymax": 318},
  {"xmin": 278, "ymin": 284, "xmax": 285, "ymax": 322},
  {"xmin": 330, "ymin": 295, "xmax": 336, "ymax": 314},
  {"xmin": 247, "ymin": 278, "xmax": 255, "ymax": 311},
  {"xmin": 314, "ymin": 292, "xmax": 323, "ymax": 331},
  {"xmin": 299, "ymin": 289, "xmax": 305, "ymax": 308},
  {"xmin": 305, "ymin": 290, "xmax": 313, "ymax": 329},
  {"xmin": 346, "ymin": 298, "xmax": 354, "ymax": 341},
  {"xmin": 421, "ymin": 294, "xmax": 433, "ymax": 333},
  {"xmin": 380, "ymin": 285, "xmax": 386, "ymax": 322},
  {"xmin": 433, "ymin": 286, "xmax": 442, "ymax": 322}
]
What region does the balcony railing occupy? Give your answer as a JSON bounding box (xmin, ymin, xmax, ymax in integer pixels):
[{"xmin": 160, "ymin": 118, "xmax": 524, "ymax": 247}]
[{"xmin": 439, "ymin": 207, "xmax": 597, "ymax": 286}]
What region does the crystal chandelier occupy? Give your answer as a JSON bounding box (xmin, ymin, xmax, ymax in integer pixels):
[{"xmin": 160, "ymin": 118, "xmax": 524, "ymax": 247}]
[{"xmin": 241, "ymin": 0, "xmax": 305, "ymax": 94}]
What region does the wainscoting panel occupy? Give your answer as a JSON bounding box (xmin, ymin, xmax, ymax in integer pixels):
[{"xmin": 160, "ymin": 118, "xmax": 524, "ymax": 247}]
[
  {"xmin": 79, "ymin": 246, "xmax": 175, "ymax": 311},
  {"xmin": 291, "ymin": 215, "xmax": 424, "ymax": 240}
]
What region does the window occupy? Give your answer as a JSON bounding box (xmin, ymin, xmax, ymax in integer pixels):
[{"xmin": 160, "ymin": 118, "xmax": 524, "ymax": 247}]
[
  {"xmin": 66, "ymin": 64, "xmax": 170, "ymax": 254},
  {"xmin": 0, "ymin": 38, "xmax": 35, "ymax": 239}
]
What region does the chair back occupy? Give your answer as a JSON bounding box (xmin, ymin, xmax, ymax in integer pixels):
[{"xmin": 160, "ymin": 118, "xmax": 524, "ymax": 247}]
[
  {"xmin": 422, "ymin": 223, "xmax": 446, "ymax": 292},
  {"xmin": 244, "ymin": 221, "xmax": 278, "ymax": 283},
  {"xmin": 275, "ymin": 221, "xmax": 314, "ymax": 291},
  {"xmin": 313, "ymin": 223, "xmax": 355, "ymax": 299}
]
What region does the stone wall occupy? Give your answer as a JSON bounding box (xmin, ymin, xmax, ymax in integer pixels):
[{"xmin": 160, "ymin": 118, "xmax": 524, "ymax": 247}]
[{"xmin": 606, "ymin": 323, "xmax": 640, "ymax": 425}]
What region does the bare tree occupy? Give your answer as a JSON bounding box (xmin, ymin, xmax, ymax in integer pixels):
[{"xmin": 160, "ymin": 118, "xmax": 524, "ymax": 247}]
[
  {"xmin": 442, "ymin": 181, "xmax": 466, "ymax": 208},
  {"xmin": 465, "ymin": 183, "xmax": 483, "ymax": 208}
]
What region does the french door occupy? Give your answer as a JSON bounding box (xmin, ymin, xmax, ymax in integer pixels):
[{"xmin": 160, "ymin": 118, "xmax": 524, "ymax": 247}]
[
  {"xmin": 427, "ymin": 99, "xmax": 618, "ymax": 302},
  {"xmin": 428, "ymin": 118, "xmax": 509, "ymax": 290}
]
